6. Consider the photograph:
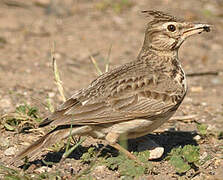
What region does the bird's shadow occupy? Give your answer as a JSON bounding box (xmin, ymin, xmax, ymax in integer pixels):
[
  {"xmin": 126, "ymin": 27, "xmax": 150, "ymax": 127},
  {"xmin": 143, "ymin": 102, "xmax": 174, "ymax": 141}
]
[
  {"xmin": 20, "ymin": 130, "xmax": 198, "ymax": 169},
  {"xmin": 128, "ymin": 130, "xmax": 198, "ymax": 161}
]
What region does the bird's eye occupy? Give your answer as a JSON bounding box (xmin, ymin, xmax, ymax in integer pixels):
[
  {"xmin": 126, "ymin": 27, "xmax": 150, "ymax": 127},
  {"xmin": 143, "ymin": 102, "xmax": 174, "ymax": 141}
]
[{"xmin": 167, "ymin": 24, "xmax": 176, "ymax": 32}]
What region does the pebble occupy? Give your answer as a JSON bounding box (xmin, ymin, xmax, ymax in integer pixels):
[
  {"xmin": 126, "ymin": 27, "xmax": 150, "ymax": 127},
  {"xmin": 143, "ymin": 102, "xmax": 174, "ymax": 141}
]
[
  {"xmin": 148, "ymin": 147, "xmax": 164, "ymax": 160},
  {"xmin": 190, "ymin": 86, "xmax": 203, "ymax": 93},
  {"xmin": 137, "ymin": 137, "xmax": 164, "ymax": 160},
  {"xmin": 193, "ymin": 135, "xmax": 201, "ymax": 141},
  {"xmin": 4, "ymin": 147, "xmax": 17, "ymax": 156},
  {"xmin": 48, "ymin": 92, "xmax": 56, "ymax": 98},
  {"xmin": 34, "ymin": 166, "xmax": 51, "ymax": 173}
]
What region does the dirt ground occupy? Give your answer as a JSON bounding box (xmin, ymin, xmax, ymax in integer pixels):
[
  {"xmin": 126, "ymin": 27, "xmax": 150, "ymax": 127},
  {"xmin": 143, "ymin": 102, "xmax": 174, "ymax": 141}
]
[{"xmin": 0, "ymin": 0, "xmax": 223, "ymax": 179}]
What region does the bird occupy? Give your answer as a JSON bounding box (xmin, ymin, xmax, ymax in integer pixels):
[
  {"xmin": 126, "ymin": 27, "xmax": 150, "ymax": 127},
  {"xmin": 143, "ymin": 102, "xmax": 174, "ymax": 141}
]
[{"xmin": 13, "ymin": 10, "xmax": 210, "ymax": 164}]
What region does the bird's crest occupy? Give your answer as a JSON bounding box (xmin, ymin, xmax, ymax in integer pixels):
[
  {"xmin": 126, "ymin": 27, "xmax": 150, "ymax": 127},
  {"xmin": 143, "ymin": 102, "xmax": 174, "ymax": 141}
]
[{"xmin": 142, "ymin": 10, "xmax": 182, "ymax": 25}]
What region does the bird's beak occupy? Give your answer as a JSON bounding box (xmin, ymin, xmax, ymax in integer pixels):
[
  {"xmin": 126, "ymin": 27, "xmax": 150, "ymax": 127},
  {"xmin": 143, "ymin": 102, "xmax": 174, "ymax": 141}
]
[
  {"xmin": 174, "ymin": 23, "xmax": 211, "ymax": 49},
  {"xmin": 182, "ymin": 23, "xmax": 211, "ymax": 39}
]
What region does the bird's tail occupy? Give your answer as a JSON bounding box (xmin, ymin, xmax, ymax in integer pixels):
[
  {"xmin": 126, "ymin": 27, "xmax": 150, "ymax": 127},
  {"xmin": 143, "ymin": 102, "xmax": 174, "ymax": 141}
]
[{"xmin": 12, "ymin": 125, "xmax": 92, "ymax": 165}]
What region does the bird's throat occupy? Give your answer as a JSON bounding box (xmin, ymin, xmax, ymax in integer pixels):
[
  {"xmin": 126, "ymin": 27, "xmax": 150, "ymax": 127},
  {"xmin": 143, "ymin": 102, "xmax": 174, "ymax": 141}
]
[{"xmin": 138, "ymin": 46, "xmax": 178, "ymax": 61}]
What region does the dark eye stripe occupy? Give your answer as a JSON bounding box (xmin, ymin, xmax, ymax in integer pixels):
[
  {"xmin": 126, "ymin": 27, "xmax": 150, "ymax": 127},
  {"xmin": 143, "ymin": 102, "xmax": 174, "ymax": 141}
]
[{"xmin": 167, "ymin": 24, "xmax": 176, "ymax": 32}]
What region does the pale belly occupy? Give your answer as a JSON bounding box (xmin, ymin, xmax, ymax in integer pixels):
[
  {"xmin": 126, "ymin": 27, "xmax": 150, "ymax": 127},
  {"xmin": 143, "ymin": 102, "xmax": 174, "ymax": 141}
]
[{"xmin": 88, "ymin": 108, "xmax": 177, "ymax": 140}]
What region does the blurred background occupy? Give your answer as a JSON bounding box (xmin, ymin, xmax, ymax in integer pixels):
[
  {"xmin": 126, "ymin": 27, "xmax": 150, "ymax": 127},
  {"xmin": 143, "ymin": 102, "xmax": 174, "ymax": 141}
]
[
  {"xmin": 0, "ymin": 0, "xmax": 222, "ymax": 104},
  {"xmin": 0, "ymin": 0, "xmax": 223, "ymax": 178}
]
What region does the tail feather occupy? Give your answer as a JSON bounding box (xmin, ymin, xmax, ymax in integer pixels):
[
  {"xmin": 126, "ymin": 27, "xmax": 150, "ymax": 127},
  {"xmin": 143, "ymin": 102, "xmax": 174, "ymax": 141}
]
[
  {"xmin": 11, "ymin": 125, "xmax": 92, "ymax": 165},
  {"xmin": 14, "ymin": 128, "xmax": 69, "ymax": 163}
]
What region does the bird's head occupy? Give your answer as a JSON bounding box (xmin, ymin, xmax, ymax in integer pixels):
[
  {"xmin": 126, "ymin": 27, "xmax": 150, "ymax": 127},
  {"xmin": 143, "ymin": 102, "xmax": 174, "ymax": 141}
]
[{"xmin": 141, "ymin": 10, "xmax": 210, "ymax": 53}]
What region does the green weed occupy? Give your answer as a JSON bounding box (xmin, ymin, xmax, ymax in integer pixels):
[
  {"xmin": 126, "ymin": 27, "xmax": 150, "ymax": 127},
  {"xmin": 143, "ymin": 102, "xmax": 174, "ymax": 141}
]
[
  {"xmin": 197, "ymin": 123, "xmax": 208, "ymax": 136},
  {"xmin": 79, "ymin": 146, "xmax": 151, "ymax": 178},
  {"xmin": 166, "ymin": 145, "xmax": 200, "ymax": 174},
  {"xmin": 0, "ymin": 104, "xmax": 42, "ymax": 131}
]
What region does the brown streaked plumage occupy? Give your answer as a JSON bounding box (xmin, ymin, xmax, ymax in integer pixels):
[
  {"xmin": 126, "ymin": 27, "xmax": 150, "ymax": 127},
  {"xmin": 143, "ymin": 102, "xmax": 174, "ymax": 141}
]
[{"xmin": 13, "ymin": 10, "xmax": 211, "ymax": 164}]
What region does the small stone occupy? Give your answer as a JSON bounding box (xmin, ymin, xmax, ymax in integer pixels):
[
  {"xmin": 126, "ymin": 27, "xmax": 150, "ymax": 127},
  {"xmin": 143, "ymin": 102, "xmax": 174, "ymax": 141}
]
[
  {"xmin": 193, "ymin": 135, "xmax": 201, "ymax": 141},
  {"xmin": 136, "ymin": 137, "xmax": 164, "ymax": 160},
  {"xmin": 191, "ymin": 86, "xmax": 203, "ymax": 93},
  {"xmin": 48, "ymin": 92, "xmax": 55, "ymax": 98},
  {"xmin": 4, "ymin": 147, "xmax": 17, "ymax": 156},
  {"xmin": 34, "ymin": 166, "xmax": 51, "ymax": 173},
  {"xmin": 201, "ymin": 102, "xmax": 207, "ymax": 106},
  {"xmin": 148, "ymin": 147, "xmax": 164, "ymax": 160}
]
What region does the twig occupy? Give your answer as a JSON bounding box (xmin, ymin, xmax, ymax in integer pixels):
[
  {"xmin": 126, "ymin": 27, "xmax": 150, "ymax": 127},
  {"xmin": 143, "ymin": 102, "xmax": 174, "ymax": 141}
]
[
  {"xmin": 170, "ymin": 114, "xmax": 197, "ymax": 121},
  {"xmin": 2, "ymin": 0, "xmax": 30, "ymax": 8},
  {"xmin": 187, "ymin": 71, "xmax": 219, "ymax": 77}
]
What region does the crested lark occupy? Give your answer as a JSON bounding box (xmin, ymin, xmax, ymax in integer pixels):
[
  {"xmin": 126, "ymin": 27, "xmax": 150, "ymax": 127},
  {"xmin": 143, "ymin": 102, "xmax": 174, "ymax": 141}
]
[{"xmin": 14, "ymin": 10, "xmax": 210, "ymax": 163}]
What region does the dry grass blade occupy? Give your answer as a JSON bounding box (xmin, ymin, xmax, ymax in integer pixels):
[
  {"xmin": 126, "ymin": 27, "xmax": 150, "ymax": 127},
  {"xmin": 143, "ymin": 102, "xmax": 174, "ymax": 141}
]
[
  {"xmin": 90, "ymin": 56, "xmax": 103, "ymax": 75},
  {"xmin": 105, "ymin": 44, "xmax": 112, "ymax": 72},
  {"xmin": 51, "ymin": 43, "xmax": 66, "ymax": 102},
  {"xmin": 46, "ymin": 97, "xmax": 55, "ymax": 113},
  {"xmin": 170, "ymin": 115, "xmax": 197, "ymax": 122}
]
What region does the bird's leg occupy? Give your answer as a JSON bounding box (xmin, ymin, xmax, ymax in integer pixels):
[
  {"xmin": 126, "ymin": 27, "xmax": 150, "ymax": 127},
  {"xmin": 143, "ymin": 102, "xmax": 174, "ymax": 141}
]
[
  {"xmin": 105, "ymin": 132, "xmax": 142, "ymax": 164},
  {"xmin": 111, "ymin": 143, "xmax": 138, "ymax": 161}
]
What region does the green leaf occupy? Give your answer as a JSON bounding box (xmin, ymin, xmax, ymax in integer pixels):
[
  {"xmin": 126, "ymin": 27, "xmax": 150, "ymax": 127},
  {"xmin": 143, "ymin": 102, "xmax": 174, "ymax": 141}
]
[
  {"xmin": 81, "ymin": 147, "xmax": 96, "ymax": 163},
  {"xmin": 105, "ymin": 154, "xmax": 125, "ymax": 170},
  {"xmin": 136, "ymin": 150, "xmax": 150, "ymax": 163},
  {"xmin": 166, "ymin": 146, "xmax": 182, "ymax": 160},
  {"xmin": 182, "ymin": 145, "xmax": 200, "ymax": 163},
  {"xmin": 105, "ymin": 153, "xmax": 146, "ymax": 177},
  {"xmin": 197, "ymin": 123, "xmax": 208, "ymax": 136},
  {"xmin": 169, "ymin": 155, "xmax": 190, "ymax": 173},
  {"xmin": 27, "ymin": 107, "xmax": 38, "ymax": 118},
  {"xmin": 15, "ymin": 105, "xmax": 27, "ymax": 114},
  {"xmin": 4, "ymin": 123, "xmax": 15, "ymax": 131},
  {"xmin": 119, "ymin": 159, "xmax": 145, "ymax": 177}
]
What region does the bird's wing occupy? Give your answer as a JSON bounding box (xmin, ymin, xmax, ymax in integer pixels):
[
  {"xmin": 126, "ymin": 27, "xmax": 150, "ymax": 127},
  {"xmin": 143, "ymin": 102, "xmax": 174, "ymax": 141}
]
[{"xmin": 40, "ymin": 61, "xmax": 184, "ymax": 127}]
